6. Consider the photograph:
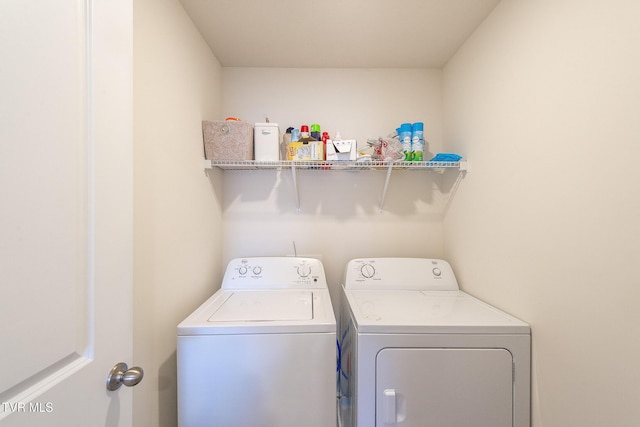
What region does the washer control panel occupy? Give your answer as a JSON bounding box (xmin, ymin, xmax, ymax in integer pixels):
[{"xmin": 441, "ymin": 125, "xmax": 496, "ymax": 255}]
[
  {"xmin": 344, "ymin": 258, "xmax": 459, "ymax": 291},
  {"xmin": 222, "ymin": 257, "xmax": 327, "ymax": 289}
]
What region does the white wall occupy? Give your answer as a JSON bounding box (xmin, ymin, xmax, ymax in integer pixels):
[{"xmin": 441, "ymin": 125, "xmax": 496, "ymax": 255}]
[
  {"xmin": 222, "ymin": 68, "xmax": 443, "ymax": 148},
  {"xmin": 221, "ymin": 68, "xmax": 451, "ymax": 303},
  {"xmin": 443, "ymin": 1, "xmax": 640, "ymax": 426},
  {"xmin": 133, "ymin": 0, "xmax": 223, "ymax": 425}
]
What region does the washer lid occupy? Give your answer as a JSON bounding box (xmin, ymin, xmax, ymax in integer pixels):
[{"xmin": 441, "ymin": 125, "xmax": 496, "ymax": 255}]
[
  {"xmin": 177, "ymin": 289, "xmax": 336, "ymax": 335},
  {"xmin": 345, "ymin": 290, "xmax": 530, "ymax": 334},
  {"xmin": 208, "ymin": 290, "xmax": 312, "ymax": 322}
]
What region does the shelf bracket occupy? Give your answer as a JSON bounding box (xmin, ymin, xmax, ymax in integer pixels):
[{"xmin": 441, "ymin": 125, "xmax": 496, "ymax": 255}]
[
  {"xmin": 379, "ymin": 162, "xmax": 394, "ymax": 212},
  {"xmin": 291, "ymin": 163, "xmax": 301, "ymax": 212},
  {"xmin": 204, "ymin": 159, "xmax": 468, "ymax": 212}
]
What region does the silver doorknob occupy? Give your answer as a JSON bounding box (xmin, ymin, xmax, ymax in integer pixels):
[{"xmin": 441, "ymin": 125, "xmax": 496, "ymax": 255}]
[{"xmin": 106, "ymin": 362, "xmax": 144, "ymax": 391}]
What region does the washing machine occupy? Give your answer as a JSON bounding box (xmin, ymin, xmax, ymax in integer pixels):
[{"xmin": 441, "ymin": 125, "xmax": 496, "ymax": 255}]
[
  {"xmin": 177, "ymin": 257, "xmax": 337, "ymax": 427},
  {"xmin": 338, "ymin": 258, "xmax": 530, "ymax": 427}
]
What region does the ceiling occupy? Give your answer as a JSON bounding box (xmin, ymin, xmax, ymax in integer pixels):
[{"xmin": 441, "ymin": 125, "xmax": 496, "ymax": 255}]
[{"xmin": 179, "ymin": 0, "xmax": 501, "ymax": 68}]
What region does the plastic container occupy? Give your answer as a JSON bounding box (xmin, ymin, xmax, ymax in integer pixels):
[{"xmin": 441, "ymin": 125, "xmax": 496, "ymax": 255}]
[
  {"xmin": 321, "ymin": 132, "xmax": 330, "ymax": 160},
  {"xmin": 282, "ymin": 128, "xmax": 293, "ymax": 160},
  {"xmin": 300, "ymin": 125, "xmax": 310, "ymax": 139},
  {"xmin": 310, "ymin": 124, "xmax": 321, "ymax": 141},
  {"xmin": 254, "ymin": 123, "xmax": 280, "ymax": 161}
]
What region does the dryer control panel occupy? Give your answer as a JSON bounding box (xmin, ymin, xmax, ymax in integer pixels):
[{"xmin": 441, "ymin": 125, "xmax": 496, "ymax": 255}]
[
  {"xmin": 222, "ymin": 257, "xmax": 328, "ymax": 289},
  {"xmin": 343, "ymin": 258, "xmax": 459, "ymax": 291}
]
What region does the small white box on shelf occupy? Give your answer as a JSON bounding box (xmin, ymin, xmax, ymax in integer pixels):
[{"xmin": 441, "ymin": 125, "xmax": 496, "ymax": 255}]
[
  {"xmin": 326, "ymin": 139, "xmax": 357, "ymax": 161},
  {"xmin": 254, "ymin": 123, "xmax": 280, "ymax": 161}
]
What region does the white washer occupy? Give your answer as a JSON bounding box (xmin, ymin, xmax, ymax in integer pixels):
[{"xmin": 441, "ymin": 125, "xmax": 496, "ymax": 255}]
[
  {"xmin": 338, "ymin": 258, "xmax": 530, "ymax": 427},
  {"xmin": 178, "ymin": 257, "xmax": 336, "ymax": 427}
]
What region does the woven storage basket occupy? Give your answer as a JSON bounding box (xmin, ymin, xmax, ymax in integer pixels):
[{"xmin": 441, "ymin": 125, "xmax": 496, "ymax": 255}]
[{"xmin": 202, "ymin": 120, "xmax": 253, "ymax": 160}]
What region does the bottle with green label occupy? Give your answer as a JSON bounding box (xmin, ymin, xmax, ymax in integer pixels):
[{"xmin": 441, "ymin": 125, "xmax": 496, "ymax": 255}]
[
  {"xmin": 411, "ymin": 122, "xmax": 424, "ymax": 161},
  {"xmin": 399, "ymin": 123, "xmax": 413, "ymax": 161}
]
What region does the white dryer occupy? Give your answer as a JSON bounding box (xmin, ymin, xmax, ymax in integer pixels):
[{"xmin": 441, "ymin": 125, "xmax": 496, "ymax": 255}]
[
  {"xmin": 338, "ymin": 258, "xmax": 530, "ymax": 427},
  {"xmin": 177, "ymin": 257, "xmax": 336, "ymax": 427}
]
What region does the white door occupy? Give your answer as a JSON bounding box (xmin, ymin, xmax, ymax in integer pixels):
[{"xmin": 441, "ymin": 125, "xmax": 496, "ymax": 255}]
[
  {"xmin": 376, "ymin": 348, "xmax": 513, "ymax": 426},
  {"xmin": 0, "ymin": 0, "xmax": 134, "ymax": 425}
]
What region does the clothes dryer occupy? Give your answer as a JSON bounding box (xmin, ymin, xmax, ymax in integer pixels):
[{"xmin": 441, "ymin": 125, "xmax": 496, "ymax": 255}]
[
  {"xmin": 338, "ymin": 258, "xmax": 530, "ymax": 427},
  {"xmin": 178, "ymin": 257, "xmax": 336, "ymax": 427}
]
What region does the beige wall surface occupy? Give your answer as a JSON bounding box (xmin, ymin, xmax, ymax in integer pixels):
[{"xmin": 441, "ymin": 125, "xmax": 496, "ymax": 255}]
[
  {"xmin": 220, "ymin": 68, "xmax": 453, "ymax": 303},
  {"xmin": 221, "ymin": 67, "xmax": 443, "ymax": 149},
  {"xmin": 443, "ymin": 0, "xmax": 640, "ymax": 426},
  {"xmin": 133, "ymin": 0, "xmax": 223, "ymax": 425}
]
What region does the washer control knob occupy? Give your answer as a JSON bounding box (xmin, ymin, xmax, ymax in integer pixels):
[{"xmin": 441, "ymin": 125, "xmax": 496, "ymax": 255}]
[
  {"xmin": 252, "ymin": 266, "xmax": 262, "ymax": 275},
  {"xmin": 432, "ymin": 267, "xmax": 442, "ymax": 277},
  {"xmin": 297, "ymin": 264, "xmax": 311, "ymax": 277},
  {"xmin": 238, "ymin": 266, "xmax": 248, "ymax": 275},
  {"xmin": 361, "ymin": 264, "xmax": 375, "ymax": 278}
]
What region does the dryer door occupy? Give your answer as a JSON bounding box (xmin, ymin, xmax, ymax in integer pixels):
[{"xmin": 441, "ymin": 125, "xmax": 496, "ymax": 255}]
[{"xmin": 376, "ymin": 348, "xmax": 513, "ymax": 427}]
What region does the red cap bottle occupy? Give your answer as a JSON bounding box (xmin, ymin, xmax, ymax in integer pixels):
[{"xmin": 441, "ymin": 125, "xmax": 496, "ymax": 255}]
[{"xmin": 321, "ymin": 132, "xmax": 330, "ymax": 160}]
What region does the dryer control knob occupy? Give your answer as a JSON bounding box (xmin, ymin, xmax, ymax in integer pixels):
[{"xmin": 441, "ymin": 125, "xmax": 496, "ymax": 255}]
[
  {"xmin": 252, "ymin": 266, "xmax": 262, "ymax": 275},
  {"xmin": 238, "ymin": 266, "xmax": 248, "ymax": 275},
  {"xmin": 361, "ymin": 264, "xmax": 375, "ymax": 278},
  {"xmin": 297, "ymin": 265, "xmax": 311, "ymax": 277},
  {"xmin": 432, "ymin": 267, "xmax": 442, "ymax": 277}
]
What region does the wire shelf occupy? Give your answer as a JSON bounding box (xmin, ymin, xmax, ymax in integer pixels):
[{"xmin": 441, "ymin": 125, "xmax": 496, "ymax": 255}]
[{"xmin": 204, "ymin": 159, "xmax": 467, "ymax": 172}]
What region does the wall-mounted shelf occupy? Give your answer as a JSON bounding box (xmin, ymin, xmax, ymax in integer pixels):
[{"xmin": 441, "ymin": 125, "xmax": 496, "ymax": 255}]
[
  {"xmin": 204, "ymin": 159, "xmax": 467, "ymax": 172},
  {"xmin": 203, "ymin": 159, "xmax": 468, "ymax": 212}
]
